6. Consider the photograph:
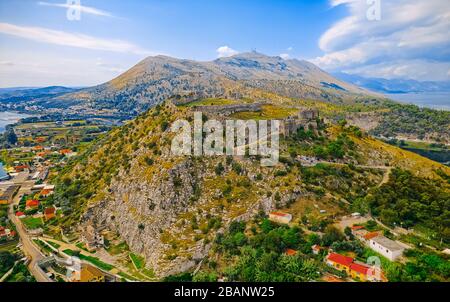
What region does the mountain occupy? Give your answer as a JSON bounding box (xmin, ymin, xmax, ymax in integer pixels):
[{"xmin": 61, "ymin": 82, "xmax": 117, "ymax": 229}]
[
  {"xmin": 333, "ymin": 72, "xmax": 450, "ymax": 94},
  {"xmin": 52, "ymin": 99, "xmax": 450, "ymax": 278},
  {"xmin": 0, "ymin": 86, "xmax": 78, "ymax": 101},
  {"xmin": 54, "ymin": 52, "xmax": 373, "ymax": 115}
]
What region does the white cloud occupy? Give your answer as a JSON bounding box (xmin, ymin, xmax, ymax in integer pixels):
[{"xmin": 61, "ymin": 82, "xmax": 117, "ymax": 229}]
[
  {"xmin": 313, "ymin": 0, "xmax": 450, "ymax": 81},
  {"xmin": 0, "ymin": 22, "xmax": 153, "ymax": 55},
  {"xmin": 216, "ymin": 46, "xmax": 239, "ymax": 58},
  {"xmin": 0, "ymin": 50, "xmax": 136, "ymax": 87},
  {"xmin": 279, "ymin": 53, "xmax": 290, "ymax": 60},
  {"xmin": 38, "ymin": 1, "xmax": 113, "ymax": 18}
]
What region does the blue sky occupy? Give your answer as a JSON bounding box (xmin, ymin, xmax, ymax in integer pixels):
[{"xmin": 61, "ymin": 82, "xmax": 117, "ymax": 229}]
[{"xmin": 0, "ymin": 0, "xmax": 449, "ymax": 87}]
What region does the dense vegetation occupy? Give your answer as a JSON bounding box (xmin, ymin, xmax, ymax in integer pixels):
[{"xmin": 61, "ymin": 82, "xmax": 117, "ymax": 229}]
[
  {"xmin": 363, "ymin": 169, "xmax": 450, "ymax": 243},
  {"xmin": 371, "ymin": 102, "xmax": 450, "ymax": 142}
]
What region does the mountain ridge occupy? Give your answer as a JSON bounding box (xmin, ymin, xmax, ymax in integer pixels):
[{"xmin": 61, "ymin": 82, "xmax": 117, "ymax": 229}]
[{"xmin": 54, "ymin": 52, "xmax": 375, "ymax": 114}]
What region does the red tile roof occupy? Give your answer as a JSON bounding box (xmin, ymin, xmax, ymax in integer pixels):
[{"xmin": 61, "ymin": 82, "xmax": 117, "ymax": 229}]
[
  {"xmin": 60, "ymin": 149, "xmax": 73, "ymax": 155},
  {"xmin": 350, "ymin": 263, "xmax": 370, "ymax": 275},
  {"xmin": 351, "ymin": 225, "xmax": 365, "ymax": 230},
  {"xmin": 40, "ymin": 189, "xmax": 52, "ymax": 196},
  {"xmin": 26, "ymin": 200, "xmax": 39, "ymax": 207},
  {"xmin": 285, "ymin": 248, "xmax": 297, "ymax": 256},
  {"xmin": 363, "ymin": 232, "xmax": 380, "ymax": 240},
  {"xmin": 44, "ymin": 207, "xmax": 55, "ymax": 215},
  {"xmin": 327, "ymin": 253, "xmax": 354, "ymax": 267}
]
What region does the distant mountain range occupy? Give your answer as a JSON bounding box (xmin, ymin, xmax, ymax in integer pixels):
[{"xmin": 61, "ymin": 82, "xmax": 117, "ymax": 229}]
[
  {"xmin": 40, "ymin": 52, "xmax": 374, "ymax": 115},
  {"xmin": 333, "ymin": 72, "xmax": 450, "ymax": 94},
  {"xmin": 0, "ymin": 86, "xmax": 78, "ymax": 101}
]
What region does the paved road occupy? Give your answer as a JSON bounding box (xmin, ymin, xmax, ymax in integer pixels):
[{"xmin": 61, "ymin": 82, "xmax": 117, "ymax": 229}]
[{"xmin": 4, "ymin": 172, "xmax": 52, "ymax": 282}]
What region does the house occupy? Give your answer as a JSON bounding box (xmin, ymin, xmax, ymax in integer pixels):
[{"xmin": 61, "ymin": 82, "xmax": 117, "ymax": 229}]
[
  {"xmin": 40, "ymin": 189, "xmax": 53, "ymax": 198},
  {"xmin": 0, "ymin": 185, "xmax": 20, "ymax": 204},
  {"xmin": 326, "ymin": 252, "xmax": 353, "ymax": 273},
  {"xmin": 44, "ymin": 185, "xmax": 55, "ymax": 191},
  {"xmin": 350, "ymin": 225, "xmax": 364, "ymax": 232},
  {"xmin": 44, "ymin": 207, "xmax": 56, "ymax": 220},
  {"xmin": 363, "ymin": 231, "xmax": 381, "ymax": 242},
  {"xmin": 14, "ymin": 165, "xmax": 29, "ymax": 172},
  {"xmin": 69, "ymin": 263, "xmax": 105, "ymax": 282},
  {"xmin": 285, "ymin": 248, "xmax": 297, "ymax": 256},
  {"xmin": 60, "ymin": 149, "xmax": 73, "ymax": 156},
  {"xmin": 311, "ymin": 244, "xmax": 323, "ymax": 255},
  {"xmin": 369, "ymin": 236, "xmax": 405, "ymax": 261},
  {"xmin": 15, "ymin": 211, "xmax": 26, "ymax": 218},
  {"xmin": 326, "ymin": 252, "xmax": 386, "ymax": 282},
  {"xmin": 25, "ymin": 199, "xmax": 40, "ymax": 209},
  {"xmin": 0, "ymin": 227, "xmax": 15, "ymax": 239},
  {"xmin": 269, "ymin": 212, "xmax": 292, "ymax": 224}
]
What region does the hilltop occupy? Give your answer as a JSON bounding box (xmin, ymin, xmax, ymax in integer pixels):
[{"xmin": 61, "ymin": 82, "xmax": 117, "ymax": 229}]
[
  {"xmin": 50, "ymin": 98, "xmax": 450, "ymax": 278},
  {"xmin": 49, "ymin": 52, "xmax": 373, "ymax": 115}
]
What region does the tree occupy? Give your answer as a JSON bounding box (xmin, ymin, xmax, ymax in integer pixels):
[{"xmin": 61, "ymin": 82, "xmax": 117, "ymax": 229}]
[
  {"xmin": 4, "ymin": 128, "xmax": 17, "ymax": 145},
  {"xmin": 322, "ymin": 226, "xmax": 345, "ymax": 246}
]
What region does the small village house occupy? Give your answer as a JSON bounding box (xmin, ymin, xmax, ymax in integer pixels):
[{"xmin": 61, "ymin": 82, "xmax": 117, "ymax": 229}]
[
  {"xmin": 68, "ymin": 263, "xmax": 105, "ymax": 282},
  {"xmin": 325, "ymin": 252, "xmax": 386, "ymax": 282},
  {"xmin": 40, "ymin": 189, "xmax": 53, "ymax": 198},
  {"xmin": 311, "ymin": 244, "xmax": 323, "ymax": 255},
  {"xmin": 369, "ymin": 236, "xmax": 405, "ymax": 261},
  {"xmin": 285, "ymin": 248, "xmax": 297, "ymax": 256},
  {"xmin": 44, "ymin": 207, "xmax": 56, "ymax": 220},
  {"xmin": 25, "ymin": 199, "xmax": 40, "ymax": 210},
  {"xmin": 15, "ymin": 211, "xmax": 26, "ymax": 219},
  {"xmin": 269, "ymin": 212, "xmax": 292, "ymax": 224}
]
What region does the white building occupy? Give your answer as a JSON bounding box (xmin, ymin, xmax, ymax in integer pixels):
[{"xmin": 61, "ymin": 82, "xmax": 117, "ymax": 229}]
[
  {"xmin": 269, "ymin": 212, "xmax": 292, "ymax": 224},
  {"xmin": 369, "ymin": 236, "xmax": 405, "ymax": 261}
]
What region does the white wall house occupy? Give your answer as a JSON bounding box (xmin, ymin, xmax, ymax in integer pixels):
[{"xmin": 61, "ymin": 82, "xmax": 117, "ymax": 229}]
[
  {"xmin": 369, "ymin": 236, "xmax": 405, "ymax": 261},
  {"xmin": 269, "ymin": 212, "xmax": 292, "ymax": 224}
]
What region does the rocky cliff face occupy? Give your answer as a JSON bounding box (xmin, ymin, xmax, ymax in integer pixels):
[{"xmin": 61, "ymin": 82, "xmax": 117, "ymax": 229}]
[{"xmin": 59, "ymin": 101, "xmax": 448, "ymax": 278}]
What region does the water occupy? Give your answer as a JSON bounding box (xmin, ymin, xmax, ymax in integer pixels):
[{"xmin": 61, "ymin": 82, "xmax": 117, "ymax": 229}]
[
  {"xmin": 0, "ymin": 111, "xmax": 31, "ymax": 132},
  {"xmin": 384, "ymin": 92, "xmax": 450, "ymax": 111},
  {"xmin": 0, "ymin": 162, "xmax": 9, "ymax": 180}
]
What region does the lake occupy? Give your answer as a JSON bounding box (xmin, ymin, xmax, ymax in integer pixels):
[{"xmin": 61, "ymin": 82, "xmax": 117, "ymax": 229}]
[
  {"xmin": 0, "ymin": 111, "xmax": 32, "ymax": 133},
  {"xmin": 385, "ymin": 92, "xmax": 450, "ymax": 111}
]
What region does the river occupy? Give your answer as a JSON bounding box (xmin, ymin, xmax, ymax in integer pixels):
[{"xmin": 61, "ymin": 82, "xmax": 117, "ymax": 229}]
[
  {"xmin": 384, "ymin": 92, "xmax": 450, "ymax": 110},
  {"xmin": 0, "ymin": 111, "xmax": 31, "ymax": 133}
]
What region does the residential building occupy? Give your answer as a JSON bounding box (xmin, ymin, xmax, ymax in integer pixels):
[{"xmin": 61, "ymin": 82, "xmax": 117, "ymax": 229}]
[
  {"xmin": 325, "ymin": 252, "xmax": 386, "ymax": 282},
  {"xmin": 44, "ymin": 207, "xmax": 56, "ymax": 220},
  {"xmin": 285, "ymin": 248, "xmax": 297, "ymax": 256},
  {"xmin": 269, "ymin": 212, "xmax": 292, "ymax": 224},
  {"xmin": 40, "ymin": 189, "xmax": 53, "ymax": 198},
  {"xmin": 311, "ymin": 244, "xmax": 323, "ymax": 255},
  {"xmin": 0, "ymin": 185, "xmax": 20, "ymax": 204},
  {"xmin": 68, "ymin": 263, "xmax": 105, "ymax": 282},
  {"xmin": 25, "ymin": 199, "xmax": 40, "ymax": 209},
  {"xmin": 369, "ymin": 236, "xmax": 405, "ymax": 261},
  {"xmin": 15, "ymin": 211, "xmax": 26, "ymax": 218}
]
